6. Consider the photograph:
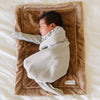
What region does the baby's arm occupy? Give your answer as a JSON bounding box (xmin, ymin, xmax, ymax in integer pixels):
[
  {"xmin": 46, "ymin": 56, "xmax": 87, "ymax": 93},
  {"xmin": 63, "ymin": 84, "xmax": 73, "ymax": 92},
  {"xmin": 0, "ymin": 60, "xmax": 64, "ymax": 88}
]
[{"xmin": 12, "ymin": 32, "xmax": 41, "ymax": 44}]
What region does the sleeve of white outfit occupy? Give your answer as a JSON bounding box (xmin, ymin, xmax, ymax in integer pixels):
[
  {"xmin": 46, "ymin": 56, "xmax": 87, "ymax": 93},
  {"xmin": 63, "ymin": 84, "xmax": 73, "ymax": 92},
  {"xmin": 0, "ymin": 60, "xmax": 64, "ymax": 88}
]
[{"xmin": 11, "ymin": 32, "xmax": 41, "ymax": 44}]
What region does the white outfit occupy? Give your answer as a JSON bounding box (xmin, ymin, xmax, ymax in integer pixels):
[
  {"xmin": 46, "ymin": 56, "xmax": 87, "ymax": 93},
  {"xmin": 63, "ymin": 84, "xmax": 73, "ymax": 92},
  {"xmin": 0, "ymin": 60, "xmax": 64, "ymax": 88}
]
[{"xmin": 12, "ymin": 26, "xmax": 70, "ymax": 96}]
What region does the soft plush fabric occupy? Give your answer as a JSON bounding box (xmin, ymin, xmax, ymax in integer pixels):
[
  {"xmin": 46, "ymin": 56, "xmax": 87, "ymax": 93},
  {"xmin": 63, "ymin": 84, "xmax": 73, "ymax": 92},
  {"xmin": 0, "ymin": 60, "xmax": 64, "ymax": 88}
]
[{"xmin": 14, "ymin": 1, "xmax": 86, "ymax": 96}]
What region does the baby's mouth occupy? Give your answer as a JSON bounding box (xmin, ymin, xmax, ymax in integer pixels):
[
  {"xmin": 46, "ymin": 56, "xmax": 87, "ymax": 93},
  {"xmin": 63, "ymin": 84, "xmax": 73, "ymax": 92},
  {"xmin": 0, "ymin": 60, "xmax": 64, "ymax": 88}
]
[
  {"xmin": 39, "ymin": 31, "xmax": 42, "ymax": 35},
  {"xmin": 40, "ymin": 32, "xmax": 42, "ymax": 34}
]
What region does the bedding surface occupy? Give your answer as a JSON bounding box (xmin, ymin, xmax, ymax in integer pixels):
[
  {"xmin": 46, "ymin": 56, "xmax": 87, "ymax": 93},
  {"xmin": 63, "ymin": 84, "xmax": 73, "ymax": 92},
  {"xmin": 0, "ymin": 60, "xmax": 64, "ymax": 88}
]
[
  {"xmin": 0, "ymin": 0, "xmax": 100, "ymax": 100},
  {"xmin": 14, "ymin": 1, "xmax": 86, "ymax": 96}
]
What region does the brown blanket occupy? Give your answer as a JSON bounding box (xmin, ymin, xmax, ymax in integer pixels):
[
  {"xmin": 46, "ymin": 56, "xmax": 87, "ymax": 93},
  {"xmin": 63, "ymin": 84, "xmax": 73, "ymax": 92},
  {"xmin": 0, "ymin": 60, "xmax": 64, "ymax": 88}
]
[{"xmin": 14, "ymin": 1, "xmax": 86, "ymax": 96}]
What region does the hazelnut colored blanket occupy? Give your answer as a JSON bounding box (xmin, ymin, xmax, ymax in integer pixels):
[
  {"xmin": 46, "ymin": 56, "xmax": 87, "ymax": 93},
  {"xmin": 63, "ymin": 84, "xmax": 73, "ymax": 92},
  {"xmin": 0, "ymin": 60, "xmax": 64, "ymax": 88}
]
[{"xmin": 14, "ymin": 1, "xmax": 86, "ymax": 96}]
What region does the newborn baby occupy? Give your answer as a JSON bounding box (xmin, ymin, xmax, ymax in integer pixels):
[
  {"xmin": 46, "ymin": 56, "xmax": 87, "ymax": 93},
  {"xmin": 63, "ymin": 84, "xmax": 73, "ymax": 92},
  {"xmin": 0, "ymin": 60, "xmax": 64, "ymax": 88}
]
[{"xmin": 12, "ymin": 11, "xmax": 70, "ymax": 95}]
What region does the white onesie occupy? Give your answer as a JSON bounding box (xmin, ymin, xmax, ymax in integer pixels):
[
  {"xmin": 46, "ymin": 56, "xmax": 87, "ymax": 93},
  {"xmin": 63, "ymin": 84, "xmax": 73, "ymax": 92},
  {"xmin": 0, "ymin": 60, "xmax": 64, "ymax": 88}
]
[{"xmin": 12, "ymin": 26, "xmax": 70, "ymax": 96}]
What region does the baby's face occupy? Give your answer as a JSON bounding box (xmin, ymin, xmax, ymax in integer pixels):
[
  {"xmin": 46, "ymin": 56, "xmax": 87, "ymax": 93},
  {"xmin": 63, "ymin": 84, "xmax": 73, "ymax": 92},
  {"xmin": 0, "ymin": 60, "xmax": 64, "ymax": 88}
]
[{"xmin": 39, "ymin": 18, "xmax": 56, "ymax": 36}]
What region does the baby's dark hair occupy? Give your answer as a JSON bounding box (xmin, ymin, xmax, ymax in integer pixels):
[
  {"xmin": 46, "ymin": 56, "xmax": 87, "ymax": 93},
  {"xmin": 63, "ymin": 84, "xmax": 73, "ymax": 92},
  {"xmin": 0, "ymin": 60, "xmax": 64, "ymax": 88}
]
[{"xmin": 39, "ymin": 11, "xmax": 63, "ymax": 27}]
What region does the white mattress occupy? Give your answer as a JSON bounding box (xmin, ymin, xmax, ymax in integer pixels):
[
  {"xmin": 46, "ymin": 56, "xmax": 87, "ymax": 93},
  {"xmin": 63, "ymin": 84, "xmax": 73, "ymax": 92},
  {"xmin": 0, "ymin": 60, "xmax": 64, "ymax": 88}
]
[{"xmin": 0, "ymin": 0, "xmax": 100, "ymax": 100}]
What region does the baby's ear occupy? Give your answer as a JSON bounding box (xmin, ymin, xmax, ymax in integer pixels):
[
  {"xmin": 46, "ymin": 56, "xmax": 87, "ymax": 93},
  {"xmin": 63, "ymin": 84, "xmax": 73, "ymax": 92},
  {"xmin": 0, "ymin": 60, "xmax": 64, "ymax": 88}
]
[{"xmin": 50, "ymin": 23, "xmax": 56, "ymax": 29}]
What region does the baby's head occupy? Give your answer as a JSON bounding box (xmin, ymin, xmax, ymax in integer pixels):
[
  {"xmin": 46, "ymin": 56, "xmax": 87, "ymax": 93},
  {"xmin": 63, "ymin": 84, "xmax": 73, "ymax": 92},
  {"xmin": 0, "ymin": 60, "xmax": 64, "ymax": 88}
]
[{"xmin": 39, "ymin": 11, "xmax": 63, "ymax": 36}]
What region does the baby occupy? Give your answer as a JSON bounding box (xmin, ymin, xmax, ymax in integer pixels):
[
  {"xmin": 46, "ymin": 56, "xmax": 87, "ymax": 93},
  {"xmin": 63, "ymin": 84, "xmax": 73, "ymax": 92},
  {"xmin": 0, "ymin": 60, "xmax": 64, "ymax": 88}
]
[{"xmin": 12, "ymin": 11, "xmax": 70, "ymax": 95}]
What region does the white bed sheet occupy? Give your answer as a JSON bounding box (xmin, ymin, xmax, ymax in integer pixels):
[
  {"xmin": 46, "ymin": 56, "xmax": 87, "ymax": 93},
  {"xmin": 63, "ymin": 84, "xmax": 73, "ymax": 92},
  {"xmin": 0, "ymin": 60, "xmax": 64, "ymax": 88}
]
[{"xmin": 0, "ymin": 0, "xmax": 100, "ymax": 100}]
